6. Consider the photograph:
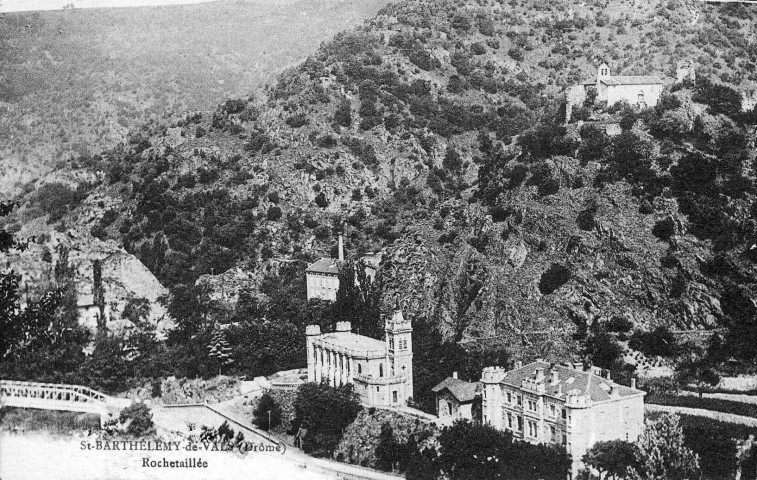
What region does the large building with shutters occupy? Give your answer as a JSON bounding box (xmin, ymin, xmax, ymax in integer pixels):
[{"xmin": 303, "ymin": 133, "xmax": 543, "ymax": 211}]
[{"xmin": 481, "ymin": 360, "xmax": 645, "ymax": 478}]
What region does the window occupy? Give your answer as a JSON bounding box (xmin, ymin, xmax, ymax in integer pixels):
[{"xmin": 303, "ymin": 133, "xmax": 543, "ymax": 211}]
[
  {"xmin": 393, "ymin": 391, "xmax": 398, "ymax": 403},
  {"xmin": 507, "ymin": 392, "xmax": 512, "ymax": 403},
  {"xmin": 389, "ymin": 337, "xmax": 394, "ymax": 350},
  {"xmin": 507, "ymin": 413, "xmax": 513, "ymax": 429},
  {"xmin": 517, "ymin": 395, "xmax": 522, "ymax": 406},
  {"xmin": 400, "ymin": 339, "xmax": 407, "ymax": 350},
  {"xmin": 527, "ymin": 421, "xmax": 537, "ymax": 437},
  {"xmin": 562, "ymin": 433, "xmax": 567, "ymax": 445},
  {"xmin": 517, "ymin": 416, "xmax": 523, "ymax": 431},
  {"xmin": 527, "ymin": 400, "xmax": 537, "ymax": 411},
  {"xmin": 379, "ymin": 363, "xmax": 384, "ymax": 377},
  {"xmin": 448, "ymin": 401, "xmax": 453, "ymax": 416},
  {"xmin": 550, "ymin": 425, "xmax": 556, "ymax": 442},
  {"xmin": 357, "ymin": 364, "xmax": 362, "ymax": 374},
  {"xmin": 562, "ymin": 408, "xmax": 567, "ymax": 420},
  {"xmin": 550, "ymin": 404, "xmax": 556, "ymax": 417}
]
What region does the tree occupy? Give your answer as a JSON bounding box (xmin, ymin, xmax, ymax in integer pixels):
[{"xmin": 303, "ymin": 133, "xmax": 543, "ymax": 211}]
[
  {"xmin": 293, "ymin": 382, "xmax": 362, "ymax": 455},
  {"xmin": 207, "ymin": 326, "xmax": 234, "ymax": 375},
  {"xmin": 443, "ymin": 146, "xmax": 463, "ymax": 174},
  {"xmin": 627, "ymin": 413, "xmax": 701, "ymax": 480},
  {"xmin": 334, "ymin": 98, "xmax": 352, "ymax": 128},
  {"xmin": 80, "ymin": 333, "xmax": 132, "ymax": 393},
  {"xmin": 252, "ymin": 393, "xmax": 282, "ymax": 431},
  {"xmin": 376, "ymin": 423, "xmax": 407, "ymax": 472},
  {"xmin": 333, "ymin": 260, "xmax": 383, "ymax": 339},
  {"xmin": 0, "ymin": 202, "xmax": 88, "ymax": 377},
  {"xmin": 585, "ymin": 326, "xmax": 624, "ymax": 370},
  {"xmin": 167, "ymin": 283, "xmax": 212, "ymax": 343},
  {"xmin": 582, "ymin": 440, "xmax": 640, "ymax": 479},
  {"xmin": 676, "ymin": 357, "xmax": 720, "ymax": 398},
  {"xmin": 434, "ymin": 420, "xmax": 571, "ymax": 480},
  {"xmin": 119, "ymin": 403, "xmax": 155, "ymax": 437}
]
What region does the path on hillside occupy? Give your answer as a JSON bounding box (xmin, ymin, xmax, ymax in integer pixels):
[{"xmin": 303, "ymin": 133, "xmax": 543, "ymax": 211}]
[
  {"xmin": 679, "ymin": 390, "xmax": 757, "ymax": 405},
  {"xmin": 153, "ymin": 401, "xmax": 402, "ymax": 480},
  {"xmin": 645, "ymin": 404, "xmax": 757, "ymax": 427}
]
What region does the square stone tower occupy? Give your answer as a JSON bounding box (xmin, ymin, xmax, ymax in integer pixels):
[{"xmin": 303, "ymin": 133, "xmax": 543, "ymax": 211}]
[{"xmin": 385, "ymin": 304, "xmax": 413, "ymax": 401}]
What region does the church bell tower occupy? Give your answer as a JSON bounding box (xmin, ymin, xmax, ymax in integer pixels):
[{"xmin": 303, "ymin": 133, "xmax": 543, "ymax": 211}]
[{"xmin": 385, "ymin": 301, "xmax": 413, "ymax": 401}]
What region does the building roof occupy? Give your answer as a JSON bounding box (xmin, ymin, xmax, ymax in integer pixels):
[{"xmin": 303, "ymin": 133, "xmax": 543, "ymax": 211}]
[
  {"xmin": 600, "ymin": 75, "xmax": 662, "ymax": 86},
  {"xmin": 432, "ymin": 377, "xmax": 482, "ymax": 403},
  {"xmin": 495, "ymin": 361, "xmax": 643, "ymax": 403},
  {"xmin": 313, "ymin": 331, "xmax": 387, "ymax": 358},
  {"xmin": 306, "ymin": 258, "xmax": 342, "ymax": 275}
]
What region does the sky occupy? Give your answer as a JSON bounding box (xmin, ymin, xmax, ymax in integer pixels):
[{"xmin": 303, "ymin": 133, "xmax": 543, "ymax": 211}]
[{"xmin": 0, "ymin": 0, "xmax": 222, "ymax": 13}]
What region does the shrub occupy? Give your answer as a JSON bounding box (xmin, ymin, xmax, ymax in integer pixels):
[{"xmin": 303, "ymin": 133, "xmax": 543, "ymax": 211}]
[
  {"xmin": 508, "ymin": 47, "xmax": 524, "ymax": 61},
  {"xmin": 451, "ymin": 13, "xmax": 472, "ymax": 31},
  {"xmin": 538, "ymin": 263, "xmax": 571, "ymax": 295},
  {"xmin": 652, "ymin": 217, "xmax": 676, "ymax": 239},
  {"xmin": 286, "ymin": 112, "xmax": 309, "ymax": 128},
  {"xmin": 267, "ymin": 206, "xmax": 283, "ymax": 221},
  {"xmin": 470, "ymin": 42, "xmax": 486, "ymax": 55},
  {"xmin": 477, "ymin": 16, "xmax": 495, "ymax": 36},
  {"xmin": 315, "ymin": 193, "xmax": 329, "ymax": 208},
  {"xmin": 606, "ymin": 316, "xmax": 634, "ymax": 333}
]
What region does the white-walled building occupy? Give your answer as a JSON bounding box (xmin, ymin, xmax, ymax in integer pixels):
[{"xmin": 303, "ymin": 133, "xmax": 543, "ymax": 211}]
[
  {"xmin": 481, "ymin": 360, "xmax": 645, "ymax": 478},
  {"xmin": 305, "ymin": 306, "xmax": 413, "ymax": 407},
  {"xmin": 595, "ymin": 63, "xmax": 663, "ymax": 108}
]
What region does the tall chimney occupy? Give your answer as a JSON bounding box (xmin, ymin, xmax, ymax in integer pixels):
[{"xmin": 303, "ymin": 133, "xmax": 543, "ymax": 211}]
[
  {"xmin": 338, "ymin": 234, "xmax": 344, "ymax": 261},
  {"xmin": 452, "ymin": 371, "xmax": 458, "ymax": 379},
  {"xmin": 631, "ymin": 377, "xmax": 637, "ymax": 390}
]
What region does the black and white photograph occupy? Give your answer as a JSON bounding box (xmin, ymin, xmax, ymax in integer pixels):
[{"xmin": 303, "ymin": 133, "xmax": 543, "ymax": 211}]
[{"xmin": 1, "ymin": 0, "xmax": 757, "ymax": 478}]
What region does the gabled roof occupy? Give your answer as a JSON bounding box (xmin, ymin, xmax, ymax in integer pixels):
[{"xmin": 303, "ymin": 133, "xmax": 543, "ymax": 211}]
[
  {"xmin": 600, "ymin": 75, "xmax": 662, "ymax": 86},
  {"xmin": 432, "ymin": 377, "xmax": 482, "ymax": 403},
  {"xmin": 306, "ymin": 258, "xmax": 341, "ymax": 275},
  {"xmin": 495, "ymin": 361, "xmax": 643, "ymax": 403}
]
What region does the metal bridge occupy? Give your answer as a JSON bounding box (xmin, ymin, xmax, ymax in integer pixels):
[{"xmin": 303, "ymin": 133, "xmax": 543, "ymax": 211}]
[{"xmin": 0, "ymin": 380, "xmax": 131, "ymax": 426}]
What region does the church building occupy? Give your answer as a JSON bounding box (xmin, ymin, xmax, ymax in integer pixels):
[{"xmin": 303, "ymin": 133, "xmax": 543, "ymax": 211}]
[
  {"xmin": 305, "ymin": 305, "xmax": 413, "ymax": 407},
  {"xmin": 594, "ymin": 63, "xmax": 663, "ymax": 108}
]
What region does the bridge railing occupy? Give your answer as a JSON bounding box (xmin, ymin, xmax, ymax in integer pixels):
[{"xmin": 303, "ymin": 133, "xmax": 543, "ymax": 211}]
[{"xmin": 0, "ymin": 380, "xmax": 111, "ymax": 405}]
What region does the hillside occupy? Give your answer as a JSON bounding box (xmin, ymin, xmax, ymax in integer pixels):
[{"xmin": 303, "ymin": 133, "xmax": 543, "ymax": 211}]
[
  {"xmin": 5, "ymin": 0, "xmax": 757, "ymax": 400},
  {"xmin": 0, "ymin": 0, "xmax": 392, "ymax": 198}
]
